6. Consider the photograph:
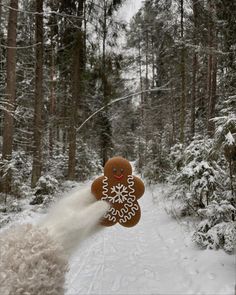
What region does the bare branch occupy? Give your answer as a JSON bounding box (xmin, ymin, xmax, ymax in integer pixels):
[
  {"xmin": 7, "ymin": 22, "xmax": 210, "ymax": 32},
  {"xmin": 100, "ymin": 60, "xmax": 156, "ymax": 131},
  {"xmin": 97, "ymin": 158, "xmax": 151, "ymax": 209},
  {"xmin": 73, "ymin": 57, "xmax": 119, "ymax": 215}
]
[
  {"xmin": 77, "ymin": 82, "xmax": 171, "ymax": 132},
  {"xmin": 0, "ymin": 42, "xmax": 41, "ymax": 49},
  {"xmin": 0, "ymin": 3, "xmax": 82, "ymax": 19}
]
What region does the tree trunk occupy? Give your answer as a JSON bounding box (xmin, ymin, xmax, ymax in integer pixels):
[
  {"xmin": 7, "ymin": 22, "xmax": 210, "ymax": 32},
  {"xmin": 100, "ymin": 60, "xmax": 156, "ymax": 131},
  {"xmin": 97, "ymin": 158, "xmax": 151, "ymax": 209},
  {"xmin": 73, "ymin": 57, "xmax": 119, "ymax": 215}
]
[
  {"xmin": 137, "ymin": 37, "xmax": 144, "ymax": 171},
  {"xmin": 31, "ymin": 0, "xmax": 44, "ymax": 187},
  {"xmin": 1, "ymin": 0, "xmax": 18, "ymax": 193},
  {"xmin": 171, "ymin": 81, "xmax": 177, "ymax": 145},
  {"xmin": 190, "ymin": 0, "xmax": 199, "ymax": 139},
  {"xmin": 67, "ymin": 0, "xmax": 84, "ymax": 179},
  {"xmin": 68, "ymin": 33, "xmax": 81, "ymax": 179},
  {"xmin": 206, "ymin": 3, "xmax": 213, "ymax": 131},
  {"xmin": 100, "ymin": 0, "xmax": 113, "ymax": 167},
  {"xmin": 145, "ymin": 29, "xmax": 149, "ymax": 90},
  {"xmin": 0, "ymin": 0, "xmax": 2, "ymax": 138},
  {"xmin": 83, "ymin": 0, "xmax": 87, "ymax": 69},
  {"xmin": 49, "ymin": 31, "xmax": 56, "ymax": 158},
  {"xmin": 0, "ymin": 0, "xmax": 2, "ymax": 73},
  {"xmin": 138, "ymin": 39, "xmax": 144, "ymax": 121},
  {"xmin": 191, "ymin": 53, "xmax": 197, "ymax": 138},
  {"xmin": 207, "ymin": 0, "xmax": 217, "ymax": 136},
  {"xmin": 61, "ymin": 77, "xmax": 67, "ymax": 155},
  {"xmin": 208, "ymin": 53, "xmax": 217, "ymax": 135},
  {"xmin": 180, "ymin": 0, "xmax": 186, "ymax": 143},
  {"xmin": 151, "ymin": 36, "xmax": 155, "ymax": 88}
]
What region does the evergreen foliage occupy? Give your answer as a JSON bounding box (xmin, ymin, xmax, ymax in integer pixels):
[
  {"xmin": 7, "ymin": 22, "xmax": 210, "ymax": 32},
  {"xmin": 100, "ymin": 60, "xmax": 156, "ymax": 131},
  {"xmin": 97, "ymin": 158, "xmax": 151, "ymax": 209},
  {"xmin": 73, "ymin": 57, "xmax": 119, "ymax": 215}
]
[{"xmin": 0, "ymin": 0, "xmax": 235, "ymax": 253}]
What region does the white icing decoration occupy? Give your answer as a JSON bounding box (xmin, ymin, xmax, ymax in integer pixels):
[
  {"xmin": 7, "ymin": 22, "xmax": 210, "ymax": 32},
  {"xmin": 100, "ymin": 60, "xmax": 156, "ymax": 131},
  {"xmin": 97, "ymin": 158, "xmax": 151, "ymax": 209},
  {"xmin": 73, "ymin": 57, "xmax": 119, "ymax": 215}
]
[
  {"xmin": 104, "ymin": 207, "xmax": 117, "ymax": 222},
  {"xmin": 127, "ymin": 175, "xmax": 135, "ymax": 201},
  {"xmin": 109, "ymin": 183, "xmax": 128, "ymax": 203},
  {"xmin": 102, "ymin": 176, "xmax": 109, "ymax": 198},
  {"xmin": 119, "ymin": 203, "xmax": 139, "ymax": 224},
  {"xmin": 101, "ymin": 175, "xmax": 138, "ymax": 223}
]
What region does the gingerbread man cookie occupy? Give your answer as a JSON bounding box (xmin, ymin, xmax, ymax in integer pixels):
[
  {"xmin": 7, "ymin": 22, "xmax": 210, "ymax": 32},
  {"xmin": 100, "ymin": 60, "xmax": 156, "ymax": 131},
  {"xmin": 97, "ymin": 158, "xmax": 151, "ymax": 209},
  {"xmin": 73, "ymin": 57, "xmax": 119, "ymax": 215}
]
[{"xmin": 91, "ymin": 156, "xmax": 145, "ymax": 227}]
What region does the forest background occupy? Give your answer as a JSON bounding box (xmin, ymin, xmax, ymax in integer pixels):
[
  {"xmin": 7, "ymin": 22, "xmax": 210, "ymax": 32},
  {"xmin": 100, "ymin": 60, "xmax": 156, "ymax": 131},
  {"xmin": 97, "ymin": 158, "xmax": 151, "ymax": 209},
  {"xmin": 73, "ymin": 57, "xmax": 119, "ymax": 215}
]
[{"xmin": 0, "ymin": 0, "xmax": 235, "ymax": 253}]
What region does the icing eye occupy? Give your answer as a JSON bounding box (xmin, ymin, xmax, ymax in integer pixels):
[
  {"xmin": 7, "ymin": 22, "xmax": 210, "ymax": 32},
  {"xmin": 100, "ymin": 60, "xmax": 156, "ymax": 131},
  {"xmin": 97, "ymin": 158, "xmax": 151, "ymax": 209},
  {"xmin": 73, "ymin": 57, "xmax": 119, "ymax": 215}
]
[
  {"xmin": 113, "ymin": 168, "xmax": 117, "ymax": 173},
  {"xmin": 120, "ymin": 168, "xmax": 124, "ymax": 173}
]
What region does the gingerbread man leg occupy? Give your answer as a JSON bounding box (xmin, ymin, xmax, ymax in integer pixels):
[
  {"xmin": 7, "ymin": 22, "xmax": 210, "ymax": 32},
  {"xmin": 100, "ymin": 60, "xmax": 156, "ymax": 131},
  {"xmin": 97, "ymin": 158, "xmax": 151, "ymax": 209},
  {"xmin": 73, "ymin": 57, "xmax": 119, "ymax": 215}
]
[
  {"xmin": 100, "ymin": 206, "xmax": 118, "ymax": 227},
  {"xmin": 100, "ymin": 217, "xmax": 117, "ymax": 227},
  {"xmin": 118, "ymin": 202, "xmax": 141, "ymax": 228}
]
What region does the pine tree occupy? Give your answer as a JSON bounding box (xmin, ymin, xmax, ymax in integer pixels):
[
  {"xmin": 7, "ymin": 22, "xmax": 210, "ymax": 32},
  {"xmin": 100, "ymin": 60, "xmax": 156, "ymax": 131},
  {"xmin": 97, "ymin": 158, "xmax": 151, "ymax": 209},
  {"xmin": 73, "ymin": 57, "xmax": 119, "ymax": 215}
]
[
  {"xmin": 31, "ymin": 0, "xmax": 44, "ymax": 187},
  {"xmin": 179, "ymin": 0, "xmax": 186, "ymax": 143},
  {"xmin": 1, "ymin": 0, "xmax": 19, "ymax": 193},
  {"xmin": 207, "ymin": 0, "xmax": 217, "ymax": 136},
  {"xmin": 67, "ymin": 0, "xmax": 85, "ymax": 180}
]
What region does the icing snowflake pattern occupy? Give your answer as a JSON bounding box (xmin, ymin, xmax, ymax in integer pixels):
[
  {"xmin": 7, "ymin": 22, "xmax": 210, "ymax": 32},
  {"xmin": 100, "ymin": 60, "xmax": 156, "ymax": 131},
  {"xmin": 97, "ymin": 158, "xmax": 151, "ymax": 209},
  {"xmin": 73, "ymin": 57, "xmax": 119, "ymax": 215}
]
[
  {"xmin": 101, "ymin": 175, "xmax": 139, "ymax": 223},
  {"xmin": 110, "ymin": 183, "xmax": 128, "ymax": 203}
]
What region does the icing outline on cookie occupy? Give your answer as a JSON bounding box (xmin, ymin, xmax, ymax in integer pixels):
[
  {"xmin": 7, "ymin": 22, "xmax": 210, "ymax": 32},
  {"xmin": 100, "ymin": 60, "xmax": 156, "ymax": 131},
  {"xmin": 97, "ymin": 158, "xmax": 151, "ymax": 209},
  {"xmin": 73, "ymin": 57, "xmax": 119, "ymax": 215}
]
[{"xmin": 101, "ymin": 175, "xmax": 138, "ymax": 223}]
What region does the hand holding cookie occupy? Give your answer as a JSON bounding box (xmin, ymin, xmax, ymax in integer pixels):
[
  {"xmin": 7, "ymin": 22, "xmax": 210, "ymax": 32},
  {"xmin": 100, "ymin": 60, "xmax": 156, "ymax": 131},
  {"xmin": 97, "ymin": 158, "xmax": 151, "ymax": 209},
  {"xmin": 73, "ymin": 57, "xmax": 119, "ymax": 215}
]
[{"xmin": 91, "ymin": 157, "xmax": 145, "ymax": 227}]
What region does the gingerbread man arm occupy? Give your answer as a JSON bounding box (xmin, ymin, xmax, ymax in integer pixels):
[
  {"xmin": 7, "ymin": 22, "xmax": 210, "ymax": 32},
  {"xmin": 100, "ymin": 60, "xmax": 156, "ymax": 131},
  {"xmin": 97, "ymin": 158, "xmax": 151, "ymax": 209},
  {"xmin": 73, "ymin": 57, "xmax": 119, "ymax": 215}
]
[
  {"xmin": 91, "ymin": 176, "xmax": 118, "ymax": 227},
  {"xmin": 91, "ymin": 176, "xmax": 105, "ymax": 200},
  {"xmin": 133, "ymin": 176, "xmax": 145, "ymax": 199}
]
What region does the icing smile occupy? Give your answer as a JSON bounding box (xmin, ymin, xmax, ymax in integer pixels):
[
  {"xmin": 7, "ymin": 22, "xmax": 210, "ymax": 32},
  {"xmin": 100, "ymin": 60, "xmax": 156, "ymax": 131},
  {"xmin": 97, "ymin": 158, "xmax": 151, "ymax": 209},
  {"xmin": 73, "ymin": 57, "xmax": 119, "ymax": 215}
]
[{"xmin": 114, "ymin": 174, "xmax": 124, "ymax": 180}]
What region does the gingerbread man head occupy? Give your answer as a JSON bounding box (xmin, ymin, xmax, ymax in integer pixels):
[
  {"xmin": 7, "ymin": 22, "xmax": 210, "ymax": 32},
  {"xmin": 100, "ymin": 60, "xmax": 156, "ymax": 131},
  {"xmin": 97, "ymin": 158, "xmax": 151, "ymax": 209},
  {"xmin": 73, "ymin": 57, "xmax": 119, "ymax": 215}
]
[
  {"xmin": 91, "ymin": 156, "xmax": 145, "ymax": 227},
  {"xmin": 104, "ymin": 156, "xmax": 132, "ymax": 185}
]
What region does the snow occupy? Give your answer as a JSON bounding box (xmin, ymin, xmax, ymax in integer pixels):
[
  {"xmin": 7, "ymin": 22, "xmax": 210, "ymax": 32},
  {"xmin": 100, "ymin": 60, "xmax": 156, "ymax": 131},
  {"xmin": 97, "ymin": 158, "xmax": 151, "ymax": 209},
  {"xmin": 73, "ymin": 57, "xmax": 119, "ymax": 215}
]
[
  {"xmin": 225, "ymin": 131, "xmax": 235, "ymax": 145},
  {"xmin": 116, "ymin": 0, "xmax": 143, "ymax": 23},
  {"xmin": 65, "ymin": 184, "xmax": 235, "ymax": 295},
  {"xmin": 0, "ymin": 182, "xmax": 234, "ymax": 294}
]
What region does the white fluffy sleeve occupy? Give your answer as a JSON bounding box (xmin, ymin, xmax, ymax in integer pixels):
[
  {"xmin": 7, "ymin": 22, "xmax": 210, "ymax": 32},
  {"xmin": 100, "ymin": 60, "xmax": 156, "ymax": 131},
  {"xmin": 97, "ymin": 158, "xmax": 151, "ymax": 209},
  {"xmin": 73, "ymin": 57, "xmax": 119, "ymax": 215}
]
[{"xmin": 0, "ymin": 224, "xmax": 68, "ymax": 295}]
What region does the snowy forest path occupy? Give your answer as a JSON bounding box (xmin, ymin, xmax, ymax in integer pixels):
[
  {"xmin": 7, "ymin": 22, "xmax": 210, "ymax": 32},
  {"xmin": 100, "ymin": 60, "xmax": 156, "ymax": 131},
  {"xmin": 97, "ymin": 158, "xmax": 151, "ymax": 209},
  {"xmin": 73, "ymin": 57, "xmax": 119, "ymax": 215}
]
[{"xmin": 66, "ymin": 183, "xmax": 235, "ymax": 295}]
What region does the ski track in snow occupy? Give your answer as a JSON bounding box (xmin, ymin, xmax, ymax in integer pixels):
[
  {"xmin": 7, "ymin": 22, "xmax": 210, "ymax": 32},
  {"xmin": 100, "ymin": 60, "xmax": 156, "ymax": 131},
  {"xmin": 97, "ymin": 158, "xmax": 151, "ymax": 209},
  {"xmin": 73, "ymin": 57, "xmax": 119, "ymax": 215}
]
[{"xmin": 66, "ymin": 184, "xmax": 235, "ymax": 295}]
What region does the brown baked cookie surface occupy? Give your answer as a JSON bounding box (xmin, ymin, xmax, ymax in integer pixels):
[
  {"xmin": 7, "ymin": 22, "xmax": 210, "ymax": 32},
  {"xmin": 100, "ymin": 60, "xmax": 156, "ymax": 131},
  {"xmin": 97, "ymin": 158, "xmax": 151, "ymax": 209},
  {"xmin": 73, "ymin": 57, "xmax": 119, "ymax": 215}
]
[{"xmin": 91, "ymin": 156, "xmax": 145, "ymax": 227}]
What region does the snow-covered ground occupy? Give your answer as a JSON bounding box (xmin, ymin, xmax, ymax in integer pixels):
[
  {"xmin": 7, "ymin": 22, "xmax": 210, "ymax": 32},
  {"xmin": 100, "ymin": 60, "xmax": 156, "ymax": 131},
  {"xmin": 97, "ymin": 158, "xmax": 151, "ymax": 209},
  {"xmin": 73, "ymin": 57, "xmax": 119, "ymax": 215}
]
[
  {"xmin": 66, "ymin": 184, "xmax": 235, "ymax": 295},
  {"xmin": 1, "ymin": 183, "xmax": 235, "ymax": 294}
]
